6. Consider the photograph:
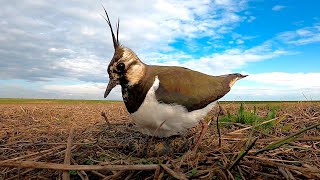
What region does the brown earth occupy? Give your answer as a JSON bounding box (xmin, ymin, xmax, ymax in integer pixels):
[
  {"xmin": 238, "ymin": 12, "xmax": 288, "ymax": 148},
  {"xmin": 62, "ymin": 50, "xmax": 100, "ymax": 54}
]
[{"xmin": 0, "ymin": 101, "xmax": 319, "ymax": 179}]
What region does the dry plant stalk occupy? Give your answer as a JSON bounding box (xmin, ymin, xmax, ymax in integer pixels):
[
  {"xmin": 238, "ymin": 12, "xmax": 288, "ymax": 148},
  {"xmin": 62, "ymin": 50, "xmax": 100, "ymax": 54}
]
[
  {"xmin": 230, "ymin": 116, "xmax": 280, "ymax": 134},
  {"xmin": 255, "ymin": 122, "xmax": 320, "ymax": 155},
  {"xmin": 160, "ymin": 164, "xmax": 188, "ymax": 180},
  {"xmin": 101, "ymin": 111, "xmax": 111, "ymax": 127},
  {"xmin": 71, "ymin": 158, "xmax": 89, "ymax": 180},
  {"xmin": 217, "ymin": 103, "xmax": 222, "ymax": 146},
  {"xmin": 62, "ymin": 129, "xmax": 74, "ymax": 180},
  {"xmin": 0, "ymin": 161, "xmax": 160, "ymax": 171},
  {"xmin": 228, "ymin": 137, "xmax": 258, "ymax": 170},
  {"xmin": 2, "ymin": 145, "xmax": 66, "ymax": 162}
]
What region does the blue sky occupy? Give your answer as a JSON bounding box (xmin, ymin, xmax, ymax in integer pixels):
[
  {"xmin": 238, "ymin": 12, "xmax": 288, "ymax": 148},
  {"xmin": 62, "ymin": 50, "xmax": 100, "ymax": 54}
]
[{"xmin": 0, "ymin": 0, "xmax": 319, "ymax": 100}]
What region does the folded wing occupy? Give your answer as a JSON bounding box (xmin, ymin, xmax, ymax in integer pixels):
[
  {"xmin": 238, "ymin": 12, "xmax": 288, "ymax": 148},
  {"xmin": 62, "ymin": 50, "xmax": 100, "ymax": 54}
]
[{"xmin": 154, "ymin": 67, "xmax": 246, "ymax": 112}]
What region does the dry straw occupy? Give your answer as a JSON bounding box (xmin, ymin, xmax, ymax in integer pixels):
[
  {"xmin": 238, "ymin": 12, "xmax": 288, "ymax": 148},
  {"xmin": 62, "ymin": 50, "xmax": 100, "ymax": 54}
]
[{"xmin": 0, "ymin": 101, "xmax": 319, "ymax": 179}]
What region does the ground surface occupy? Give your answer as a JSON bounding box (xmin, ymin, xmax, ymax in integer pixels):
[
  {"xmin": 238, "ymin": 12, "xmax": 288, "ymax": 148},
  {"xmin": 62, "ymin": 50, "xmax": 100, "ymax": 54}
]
[{"xmin": 0, "ymin": 99, "xmax": 319, "ymax": 179}]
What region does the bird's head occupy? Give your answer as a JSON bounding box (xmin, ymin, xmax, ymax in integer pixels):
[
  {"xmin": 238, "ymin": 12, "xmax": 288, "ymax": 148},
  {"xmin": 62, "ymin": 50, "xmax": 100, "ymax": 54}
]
[{"xmin": 103, "ymin": 8, "xmax": 145, "ymax": 98}]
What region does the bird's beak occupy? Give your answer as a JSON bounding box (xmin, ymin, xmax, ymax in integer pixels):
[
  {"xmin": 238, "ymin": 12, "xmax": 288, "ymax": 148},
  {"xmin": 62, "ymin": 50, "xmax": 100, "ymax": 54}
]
[{"xmin": 104, "ymin": 79, "xmax": 118, "ymax": 98}]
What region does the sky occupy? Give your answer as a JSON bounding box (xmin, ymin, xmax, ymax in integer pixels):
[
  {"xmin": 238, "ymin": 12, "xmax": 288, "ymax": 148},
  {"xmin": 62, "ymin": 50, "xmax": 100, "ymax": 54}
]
[{"xmin": 0, "ymin": 0, "xmax": 319, "ymax": 101}]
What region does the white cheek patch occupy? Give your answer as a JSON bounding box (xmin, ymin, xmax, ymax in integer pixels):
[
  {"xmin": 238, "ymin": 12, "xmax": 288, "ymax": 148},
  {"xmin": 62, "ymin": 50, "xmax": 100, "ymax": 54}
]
[
  {"xmin": 126, "ymin": 64, "xmax": 145, "ymax": 86},
  {"xmin": 113, "ymin": 48, "xmax": 146, "ymax": 86}
]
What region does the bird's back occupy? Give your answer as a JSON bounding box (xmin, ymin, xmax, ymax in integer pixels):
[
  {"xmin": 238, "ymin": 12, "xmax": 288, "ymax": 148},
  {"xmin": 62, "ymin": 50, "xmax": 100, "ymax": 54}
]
[{"xmin": 146, "ymin": 65, "xmax": 244, "ymax": 111}]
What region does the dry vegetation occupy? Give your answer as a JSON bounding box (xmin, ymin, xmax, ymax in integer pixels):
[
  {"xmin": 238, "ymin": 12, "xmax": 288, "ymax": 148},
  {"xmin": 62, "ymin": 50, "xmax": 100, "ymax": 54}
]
[{"xmin": 0, "ymin": 100, "xmax": 319, "ymax": 179}]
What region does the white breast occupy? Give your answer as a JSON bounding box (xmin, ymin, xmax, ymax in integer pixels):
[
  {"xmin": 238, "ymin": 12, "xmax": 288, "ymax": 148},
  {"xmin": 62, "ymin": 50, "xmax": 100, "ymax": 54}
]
[{"xmin": 130, "ymin": 76, "xmax": 217, "ymax": 137}]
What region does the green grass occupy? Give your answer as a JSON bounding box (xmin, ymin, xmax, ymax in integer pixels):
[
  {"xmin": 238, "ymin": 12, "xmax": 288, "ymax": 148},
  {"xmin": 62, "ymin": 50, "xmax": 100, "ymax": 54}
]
[
  {"xmin": 68, "ymin": 170, "xmax": 77, "ymax": 175},
  {"xmin": 220, "ymin": 103, "xmax": 278, "ymax": 130},
  {"xmin": 0, "ymin": 98, "xmax": 121, "ymax": 104}
]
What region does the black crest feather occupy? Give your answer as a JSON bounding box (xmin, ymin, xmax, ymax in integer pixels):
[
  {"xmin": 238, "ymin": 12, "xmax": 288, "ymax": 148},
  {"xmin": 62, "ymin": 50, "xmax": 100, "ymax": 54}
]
[{"xmin": 102, "ymin": 5, "xmax": 120, "ymax": 49}]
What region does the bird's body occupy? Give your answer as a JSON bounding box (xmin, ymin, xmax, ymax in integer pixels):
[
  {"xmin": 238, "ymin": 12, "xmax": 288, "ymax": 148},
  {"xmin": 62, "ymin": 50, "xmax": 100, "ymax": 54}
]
[
  {"xmin": 130, "ymin": 77, "xmax": 216, "ymax": 137},
  {"xmin": 120, "ymin": 64, "xmax": 245, "ymax": 137},
  {"xmin": 102, "ymin": 8, "xmax": 247, "ymax": 138}
]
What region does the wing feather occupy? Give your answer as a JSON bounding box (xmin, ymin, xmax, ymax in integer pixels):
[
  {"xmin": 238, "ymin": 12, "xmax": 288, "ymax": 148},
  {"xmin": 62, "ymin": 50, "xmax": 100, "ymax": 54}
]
[{"xmin": 152, "ymin": 66, "xmax": 242, "ymax": 111}]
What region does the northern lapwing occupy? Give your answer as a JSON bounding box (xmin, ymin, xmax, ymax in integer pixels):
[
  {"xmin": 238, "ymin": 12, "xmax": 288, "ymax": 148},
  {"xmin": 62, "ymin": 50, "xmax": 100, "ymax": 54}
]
[{"xmin": 102, "ymin": 8, "xmax": 247, "ymax": 151}]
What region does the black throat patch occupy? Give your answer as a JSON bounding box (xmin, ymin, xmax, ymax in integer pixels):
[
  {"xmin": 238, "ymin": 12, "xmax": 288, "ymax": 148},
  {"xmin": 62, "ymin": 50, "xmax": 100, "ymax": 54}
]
[
  {"xmin": 120, "ymin": 67, "xmax": 154, "ymax": 114},
  {"xmin": 121, "ymin": 82, "xmax": 152, "ymax": 114}
]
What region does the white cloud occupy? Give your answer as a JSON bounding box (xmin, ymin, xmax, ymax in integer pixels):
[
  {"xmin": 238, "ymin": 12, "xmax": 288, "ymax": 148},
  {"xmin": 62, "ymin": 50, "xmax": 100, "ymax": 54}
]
[
  {"xmin": 48, "ymin": 48, "xmax": 75, "ymax": 54},
  {"xmin": 223, "ymin": 72, "xmax": 320, "ymax": 101},
  {"xmin": 277, "ymin": 24, "xmax": 320, "ymax": 45},
  {"xmin": 247, "ymin": 16, "xmax": 256, "ymax": 23},
  {"xmin": 42, "ymin": 82, "xmax": 121, "ymax": 100},
  {"xmin": 54, "ymin": 55, "xmax": 107, "ymax": 82},
  {"xmin": 225, "ymin": 85, "xmax": 319, "ymax": 101},
  {"xmin": 56, "ymin": 57, "xmax": 104, "ymax": 75},
  {"xmin": 114, "ymin": 0, "xmax": 248, "ymax": 50},
  {"xmin": 0, "ymin": 0, "xmax": 250, "ymax": 82},
  {"xmin": 80, "ymin": 26, "xmax": 96, "ymax": 36},
  {"xmin": 236, "ymin": 39, "xmax": 244, "ymax": 44},
  {"xmin": 246, "ymin": 72, "xmax": 320, "ymax": 89},
  {"xmin": 0, "ymin": 0, "xmax": 319, "ymax": 101},
  {"xmin": 143, "ymin": 42, "xmax": 289, "ymax": 75},
  {"xmin": 272, "ymin": 5, "xmax": 286, "ymax": 11}
]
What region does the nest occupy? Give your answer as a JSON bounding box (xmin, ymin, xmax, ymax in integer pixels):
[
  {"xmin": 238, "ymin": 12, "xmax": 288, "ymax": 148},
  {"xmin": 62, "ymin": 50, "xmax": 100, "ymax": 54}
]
[{"xmin": 0, "ymin": 101, "xmax": 320, "ymax": 179}]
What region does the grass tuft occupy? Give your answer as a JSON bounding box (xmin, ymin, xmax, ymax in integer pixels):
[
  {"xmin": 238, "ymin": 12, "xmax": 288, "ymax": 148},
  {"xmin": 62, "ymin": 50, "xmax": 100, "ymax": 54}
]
[{"xmin": 220, "ymin": 103, "xmax": 278, "ymax": 130}]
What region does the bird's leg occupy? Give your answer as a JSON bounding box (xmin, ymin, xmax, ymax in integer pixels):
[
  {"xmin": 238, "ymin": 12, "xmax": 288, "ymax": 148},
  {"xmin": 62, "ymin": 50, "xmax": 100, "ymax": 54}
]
[{"xmin": 192, "ymin": 119, "xmax": 208, "ymax": 153}]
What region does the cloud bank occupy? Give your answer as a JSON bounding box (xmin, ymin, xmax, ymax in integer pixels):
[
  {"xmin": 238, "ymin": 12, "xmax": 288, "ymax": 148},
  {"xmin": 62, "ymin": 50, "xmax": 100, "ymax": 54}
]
[{"xmin": 0, "ymin": 0, "xmax": 319, "ymax": 100}]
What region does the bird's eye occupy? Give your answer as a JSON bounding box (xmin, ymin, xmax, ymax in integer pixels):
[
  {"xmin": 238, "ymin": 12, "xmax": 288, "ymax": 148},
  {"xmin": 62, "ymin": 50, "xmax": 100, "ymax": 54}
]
[{"xmin": 117, "ymin": 63, "xmax": 125, "ymax": 72}]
